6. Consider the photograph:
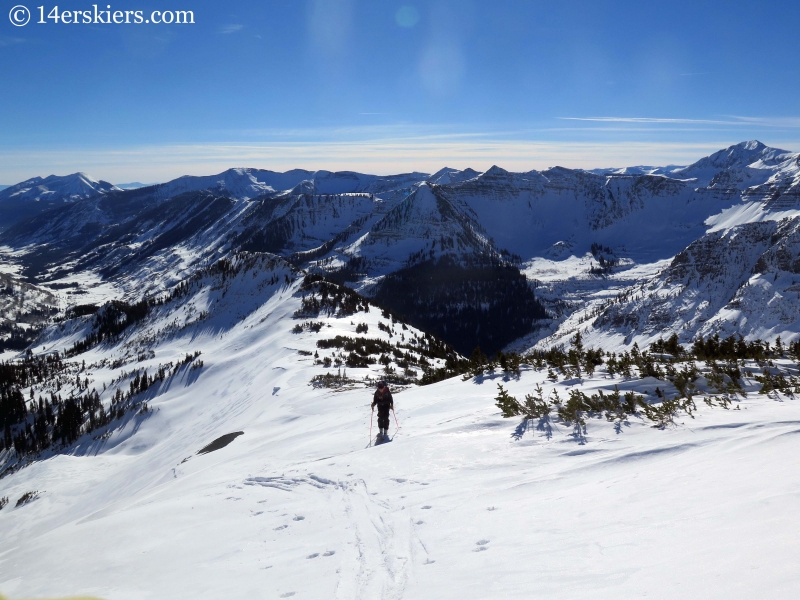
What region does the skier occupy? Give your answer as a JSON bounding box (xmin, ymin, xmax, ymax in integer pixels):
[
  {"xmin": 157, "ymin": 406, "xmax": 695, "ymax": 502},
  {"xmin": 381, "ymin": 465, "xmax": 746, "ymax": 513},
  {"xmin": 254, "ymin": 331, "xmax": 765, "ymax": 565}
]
[{"xmin": 371, "ymin": 381, "xmax": 394, "ymax": 440}]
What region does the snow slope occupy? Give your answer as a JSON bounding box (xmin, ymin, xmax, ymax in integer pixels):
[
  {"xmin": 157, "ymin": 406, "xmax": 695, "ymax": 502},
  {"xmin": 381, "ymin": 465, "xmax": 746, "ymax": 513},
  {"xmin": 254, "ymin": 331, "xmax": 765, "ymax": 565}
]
[
  {"xmin": 4, "ymin": 376, "xmax": 799, "ymax": 600},
  {"xmin": 1, "ymin": 254, "xmax": 800, "ymax": 599}
]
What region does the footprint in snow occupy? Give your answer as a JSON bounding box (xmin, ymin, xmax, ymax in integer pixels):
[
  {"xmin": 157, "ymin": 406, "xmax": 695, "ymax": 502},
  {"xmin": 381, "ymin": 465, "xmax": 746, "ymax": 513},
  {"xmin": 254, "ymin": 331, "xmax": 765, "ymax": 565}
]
[
  {"xmin": 251, "ymin": 511, "xmax": 263, "ymax": 516},
  {"xmin": 280, "ymin": 594, "xmax": 296, "ymax": 598},
  {"xmin": 293, "ymin": 516, "xmax": 305, "ymax": 521},
  {"xmin": 424, "ymin": 559, "xmax": 436, "ymax": 565},
  {"xmin": 487, "ymin": 507, "xmax": 498, "ymax": 511},
  {"xmin": 421, "ymin": 505, "xmax": 432, "ymax": 510},
  {"xmin": 473, "ymin": 541, "xmax": 489, "ymax": 552},
  {"xmin": 274, "ymin": 525, "xmax": 288, "ymax": 531},
  {"xmin": 307, "ymin": 553, "xmax": 319, "ymax": 559},
  {"xmin": 323, "ymin": 550, "xmax": 336, "ymax": 557},
  {"xmin": 415, "ymin": 520, "xmax": 424, "ymax": 525}
]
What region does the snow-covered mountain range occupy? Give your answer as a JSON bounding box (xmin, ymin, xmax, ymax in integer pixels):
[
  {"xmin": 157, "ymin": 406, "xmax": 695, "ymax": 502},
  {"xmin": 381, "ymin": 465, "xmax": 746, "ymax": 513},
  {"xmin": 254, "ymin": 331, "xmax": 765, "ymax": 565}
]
[
  {"xmin": 2, "ymin": 140, "xmax": 800, "ymax": 598},
  {"xmin": 0, "ymin": 140, "xmax": 797, "ymax": 355}
]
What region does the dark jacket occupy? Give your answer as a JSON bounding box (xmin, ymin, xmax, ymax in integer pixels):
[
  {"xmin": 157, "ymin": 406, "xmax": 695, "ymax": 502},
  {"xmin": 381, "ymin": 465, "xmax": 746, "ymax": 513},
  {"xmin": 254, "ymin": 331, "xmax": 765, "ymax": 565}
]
[{"xmin": 372, "ymin": 389, "xmax": 394, "ymax": 415}]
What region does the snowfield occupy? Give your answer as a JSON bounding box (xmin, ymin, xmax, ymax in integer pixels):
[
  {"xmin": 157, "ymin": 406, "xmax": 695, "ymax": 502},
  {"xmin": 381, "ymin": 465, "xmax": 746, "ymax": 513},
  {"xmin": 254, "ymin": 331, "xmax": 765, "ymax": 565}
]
[{"xmin": 1, "ymin": 267, "xmax": 799, "ymax": 599}]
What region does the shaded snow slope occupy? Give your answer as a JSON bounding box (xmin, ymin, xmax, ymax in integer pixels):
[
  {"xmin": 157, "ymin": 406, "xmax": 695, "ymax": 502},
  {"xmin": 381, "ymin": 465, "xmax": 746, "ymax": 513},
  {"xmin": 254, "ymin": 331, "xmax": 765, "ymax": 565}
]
[
  {"xmin": 338, "ymin": 183, "xmax": 495, "ymax": 274},
  {"xmin": 437, "ymin": 166, "xmax": 720, "ymax": 261}
]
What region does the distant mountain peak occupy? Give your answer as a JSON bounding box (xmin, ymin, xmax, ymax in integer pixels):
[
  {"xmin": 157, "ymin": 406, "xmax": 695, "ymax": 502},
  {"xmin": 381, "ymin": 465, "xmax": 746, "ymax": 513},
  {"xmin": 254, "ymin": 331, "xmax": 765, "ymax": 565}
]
[
  {"xmin": 0, "ymin": 172, "xmax": 121, "ymax": 229},
  {"xmin": 483, "ymin": 165, "xmax": 508, "ymax": 176},
  {"xmin": 428, "ymin": 167, "xmax": 479, "ymax": 185},
  {"xmin": 667, "ymin": 140, "xmax": 795, "ymax": 188},
  {"xmin": 738, "ymin": 139, "xmax": 766, "ymax": 150}
]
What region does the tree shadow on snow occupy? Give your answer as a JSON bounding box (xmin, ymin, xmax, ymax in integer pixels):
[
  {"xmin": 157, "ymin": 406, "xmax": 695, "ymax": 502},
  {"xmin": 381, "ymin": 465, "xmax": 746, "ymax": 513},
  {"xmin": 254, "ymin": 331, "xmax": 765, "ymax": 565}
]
[
  {"xmin": 472, "ymin": 370, "xmax": 521, "ymax": 386},
  {"xmin": 511, "ymin": 415, "xmax": 553, "ymax": 441},
  {"xmin": 571, "ymin": 422, "xmax": 587, "ymax": 445},
  {"xmin": 613, "ymin": 417, "xmax": 632, "ymax": 435},
  {"xmin": 0, "ymin": 405, "xmax": 157, "ymax": 480},
  {"xmin": 68, "ymin": 405, "xmax": 156, "ymax": 458},
  {"xmin": 511, "ymin": 419, "xmax": 529, "ymax": 440}
]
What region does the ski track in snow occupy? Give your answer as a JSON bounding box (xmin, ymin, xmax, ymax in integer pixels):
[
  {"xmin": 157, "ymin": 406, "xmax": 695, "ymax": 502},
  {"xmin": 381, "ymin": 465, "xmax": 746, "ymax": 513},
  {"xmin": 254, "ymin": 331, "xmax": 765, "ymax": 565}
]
[
  {"xmin": 244, "ymin": 472, "xmax": 416, "ymax": 599},
  {"xmin": 333, "ymin": 478, "xmax": 410, "ymax": 600}
]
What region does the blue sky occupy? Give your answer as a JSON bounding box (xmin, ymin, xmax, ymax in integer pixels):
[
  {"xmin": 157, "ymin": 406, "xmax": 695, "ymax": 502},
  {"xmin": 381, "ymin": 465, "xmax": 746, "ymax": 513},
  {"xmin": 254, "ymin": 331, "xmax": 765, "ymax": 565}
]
[{"xmin": 2, "ymin": 0, "xmax": 799, "ymax": 183}]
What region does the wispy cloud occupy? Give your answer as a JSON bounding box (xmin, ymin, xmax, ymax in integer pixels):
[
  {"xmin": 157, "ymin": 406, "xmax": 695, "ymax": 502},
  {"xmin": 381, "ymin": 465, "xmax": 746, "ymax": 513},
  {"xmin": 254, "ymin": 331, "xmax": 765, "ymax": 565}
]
[
  {"xmin": 219, "ymin": 24, "xmax": 243, "ymax": 34},
  {"xmin": 560, "ymin": 117, "xmax": 746, "ymax": 125},
  {"xmin": 724, "ymin": 115, "xmax": 800, "ymax": 128},
  {"xmin": 560, "ymin": 116, "xmax": 800, "ymax": 128},
  {"xmin": 0, "ymin": 37, "xmax": 26, "ymax": 47}
]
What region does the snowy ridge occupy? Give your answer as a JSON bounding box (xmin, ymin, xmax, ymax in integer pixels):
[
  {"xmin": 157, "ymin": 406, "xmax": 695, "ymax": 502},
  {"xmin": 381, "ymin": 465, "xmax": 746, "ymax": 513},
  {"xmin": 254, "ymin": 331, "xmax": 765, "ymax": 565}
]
[
  {"xmin": 586, "ymin": 164, "xmax": 687, "ymax": 177},
  {"xmin": 154, "ymin": 168, "xmax": 313, "ymax": 201},
  {"xmin": 293, "ymin": 170, "xmax": 430, "ymax": 196}
]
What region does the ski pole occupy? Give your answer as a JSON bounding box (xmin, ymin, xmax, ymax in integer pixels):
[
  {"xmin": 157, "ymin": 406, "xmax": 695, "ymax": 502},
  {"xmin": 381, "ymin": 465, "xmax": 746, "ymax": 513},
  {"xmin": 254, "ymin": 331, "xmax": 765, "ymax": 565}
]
[
  {"xmin": 369, "ymin": 406, "xmax": 374, "ymax": 442},
  {"xmin": 392, "ymin": 407, "xmax": 400, "ymax": 430}
]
